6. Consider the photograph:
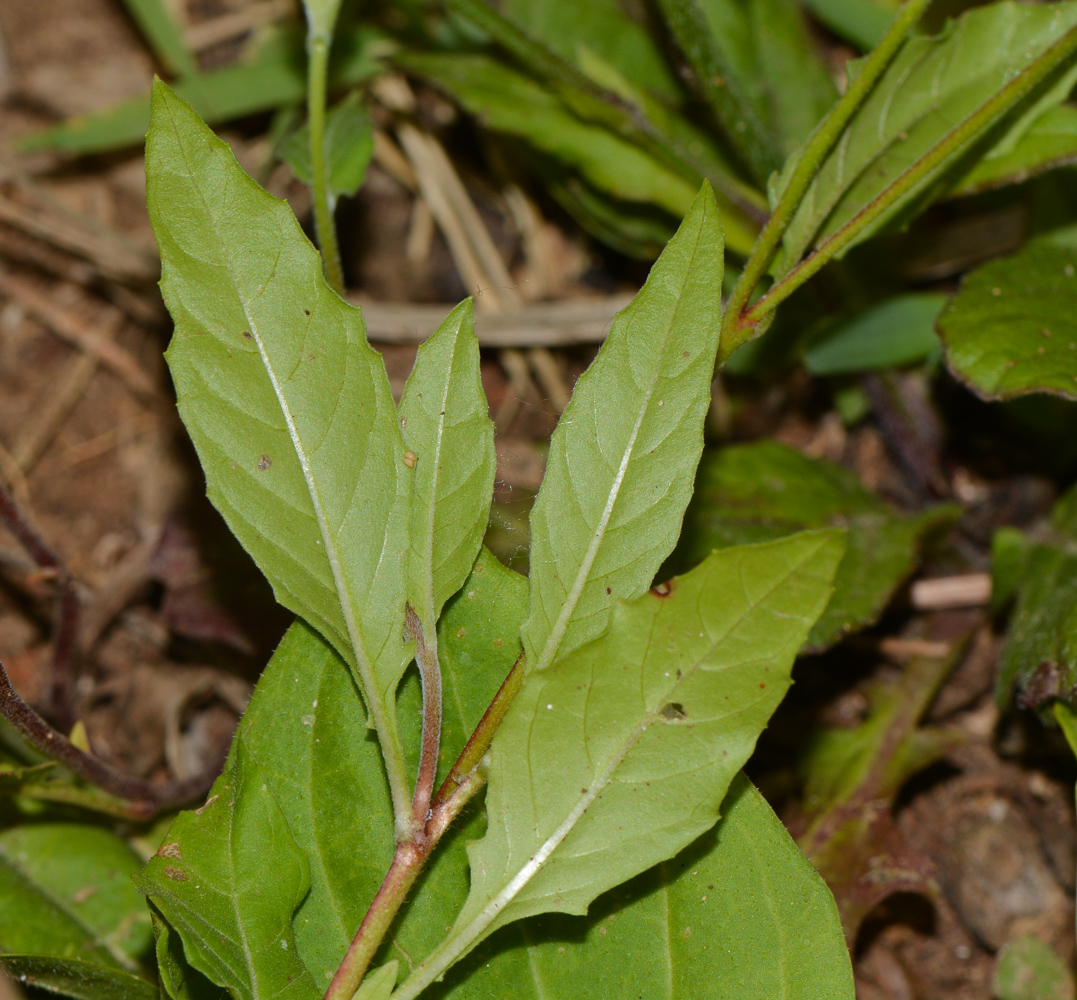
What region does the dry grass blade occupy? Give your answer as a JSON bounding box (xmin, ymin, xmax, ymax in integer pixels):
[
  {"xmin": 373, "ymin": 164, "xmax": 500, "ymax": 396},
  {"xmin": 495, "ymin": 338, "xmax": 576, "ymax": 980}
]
[{"xmin": 185, "ymin": 0, "xmax": 296, "ymax": 52}]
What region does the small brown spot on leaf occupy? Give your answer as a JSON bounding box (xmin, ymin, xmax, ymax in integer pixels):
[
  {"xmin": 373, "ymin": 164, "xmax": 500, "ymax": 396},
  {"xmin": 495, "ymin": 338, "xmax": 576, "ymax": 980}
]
[
  {"xmin": 195, "ymin": 794, "xmax": 219, "ymax": 815},
  {"xmin": 164, "ymin": 866, "xmax": 188, "ymax": 882},
  {"xmin": 651, "ymin": 581, "xmax": 673, "ymax": 597},
  {"xmin": 157, "ymin": 843, "xmax": 183, "ymax": 859},
  {"xmin": 659, "ymin": 702, "xmax": 687, "ymax": 721},
  {"xmin": 242, "ymin": 331, "xmax": 252, "ymax": 340},
  {"xmin": 403, "ymin": 451, "xmax": 417, "ymax": 468},
  {"xmin": 605, "ymin": 587, "xmax": 611, "ymax": 595},
  {"xmin": 72, "ymin": 885, "xmax": 98, "ymax": 904},
  {"xmin": 257, "ymin": 455, "xmax": 272, "ymax": 471}
]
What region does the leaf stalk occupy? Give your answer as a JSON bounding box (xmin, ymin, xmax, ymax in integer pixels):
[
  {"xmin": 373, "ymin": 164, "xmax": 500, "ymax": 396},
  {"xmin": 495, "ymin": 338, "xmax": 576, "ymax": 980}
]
[
  {"xmin": 405, "ymin": 607, "xmax": 442, "ymax": 836},
  {"xmin": 728, "ymin": 18, "xmax": 1077, "ymax": 343},
  {"xmin": 307, "ymin": 31, "xmax": 345, "ymax": 295},
  {"xmin": 718, "ymin": 0, "xmax": 933, "ymax": 362}
]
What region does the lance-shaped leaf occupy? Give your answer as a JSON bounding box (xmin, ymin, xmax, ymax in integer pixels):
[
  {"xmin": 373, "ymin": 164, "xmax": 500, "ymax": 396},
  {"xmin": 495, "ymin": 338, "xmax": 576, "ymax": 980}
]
[
  {"xmin": 522, "ymin": 183, "xmax": 724, "ymax": 674},
  {"xmin": 135, "ymin": 739, "xmax": 317, "ymax": 1000},
  {"xmin": 0, "ymin": 956, "xmax": 158, "ymax": 1000},
  {"xmin": 939, "ymin": 241, "xmax": 1077, "ymax": 401},
  {"xmin": 772, "ymin": 1, "xmax": 1077, "ymax": 274},
  {"xmin": 393, "ymin": 530, "xmax": 845, "ymax": 996},
  {"xmin": 437, "ymin": 774, "xmax": 854, "ymax": 1000},
  {"xmin": 148, "ymin": 82, "xmax": 411, "ymax": 721},
  {"xmin": 399, "ymin": 300, "xmax": 496, "ymax": 632}
]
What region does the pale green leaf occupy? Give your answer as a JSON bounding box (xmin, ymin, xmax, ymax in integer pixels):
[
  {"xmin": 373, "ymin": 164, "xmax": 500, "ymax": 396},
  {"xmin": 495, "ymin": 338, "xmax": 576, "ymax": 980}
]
[
  {"xmin": 939, "ymin": 241, "xmax": 1077, "ymax": 400},
  {"xmin": 354, "ymin": 962, "xmax": 397, "ymax": 1000},
  {"xmin": 995, "ymin": 935, "xmax": 1076, "ymax": 1000},
  {"xmin": 399, "ymin": 531, "xmax": 844, "ymax": 992},
  {"xmin": 948, "ymin": 104, "xmax": 1077, "ymax": 196},
  {"xmin": 522, "ymin": 183, "xmax": 724, "ymax": 674},
  {"xmin": 135, "ymin": 740, "xmax": 317, "ymax": 1000},
  {"xmin": 148, "ymin": 82, "xmax": 412, "ymax": 716},
  {"xmin": 399, "ymin": 299, "xmax": 496, "ymax": 632},
  {"xmin": 0, "ymin": 956, "xmax": 158, "ymax": 1000},
  {"xmin": 674, "ymin": 441, "xmax": 959, "ymax": 649},
  {"xmin": 773, "ymin": 1, "xmax": 1077, "ymax": 274},
  {"xmin": 803, "ymin": 293, "xmax": 945, "ymax": 375},
  {"xmin": 279, "ymin": 91, "xmax": 374, "ymax": 199},
  {"xmin": 434, "ymin": 774, "xmax": 853, "ymax": 1000},
  {"xmin": 0, "ymin": 824, "xmax": 152, "ymax": 971}
]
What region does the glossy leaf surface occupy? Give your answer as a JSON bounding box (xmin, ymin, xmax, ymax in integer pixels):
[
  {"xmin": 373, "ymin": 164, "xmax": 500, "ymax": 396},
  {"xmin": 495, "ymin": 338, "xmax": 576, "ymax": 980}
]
[
  {"xmin": 399, "ymin": 300, "xmax": 496, "ymax": 631},
  {"xmin": 405, "ymin": 531, "xmax": 844, "ymax": 988},
  {"xmin": 523, "ymin": 183, "xmax": 724, "ymax": 673},
  {"xmin": 674, "ymin": 442, "xmax": 958, "ymax": 649},
  {"xmin": 773, "ymin": 1, "xmax": 1077, "ymax": 274},
  {"xmin": 939, "ymin": 241, "xmax": 1077, "ymax": 400},
  {"xmin": 149, "ymin": 81, "xmax": 411, "ymax": 708},
  {"xmin": 433, "ymin": 774, "xmax": 854, "ymax": 999}
]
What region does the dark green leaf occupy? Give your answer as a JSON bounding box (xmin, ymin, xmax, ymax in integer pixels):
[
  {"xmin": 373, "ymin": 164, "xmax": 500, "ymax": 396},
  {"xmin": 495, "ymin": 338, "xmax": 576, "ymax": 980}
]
[
  {"xmin": 149, "ymin": 82, "xmax": 412, "ymax": 731},
  {"xmin": 399, "ymin": 299, "xmax": 496, "ymax": 634},
  {"xmin": 0, "ymin": 956, "xmax": 157, "ymax": 1000},
  {"xmin": 939, "ymin": 241, "xmax": 1077, "ymax": 400},
  {"xmin": 135, "ymin": 739, "xmax": 317, "ymax": 1000},
  {"xmin": 118, "ymin": 0, "xmax": 197, "ymax": 76},
  {"xmin": 803, "ymin": 293, "xmax": 946, "ymax": 375},
  {"xmin": 523, "ymin": 184, "xmax": 724, "ymax": 674},
  {"xmin": 152, "ymin": 911, "xmax": 228, "ymax": 1000},
  {"xmin": 278, "ymin": 91, "xmax": 374, "ymax": 198},
  {"xmin": 695, "ymin": 0, "xmax": 838, "ymax": 155},
  {"xmin": 500, "ymin": 0, "xmax": 680, "ymax": 100},
  {"xmin": 433, "ymin": 774, "xmax": 853, "ymax": 1000},
  {"xmin": 675, "ymin": 441, "xmax": 959, "ymax": 649},
  {"xmin": 0, "ymin": 823, "xmax": 152, "ymax": 970},
  {"xmin": 947, "ymin": 104, "xmax": 1077, "ymax": 196},
  {"xmin": 396, "ymin": 532, "xmax": 845, "ymax": 994},
  {"xmin": 773, "ymin": 2, "xmax": 1077, "ymax": 275},
  {"xmin": 994, "ymin": 935, "xmax": 1076, "ymax": 1000}
]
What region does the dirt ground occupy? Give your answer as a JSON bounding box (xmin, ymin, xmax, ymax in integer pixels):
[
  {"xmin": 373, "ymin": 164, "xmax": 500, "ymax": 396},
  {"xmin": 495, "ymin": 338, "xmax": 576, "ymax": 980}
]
[{"xmin": 0, "ymin": 2, "xmax": 1074, "ymax": 998}]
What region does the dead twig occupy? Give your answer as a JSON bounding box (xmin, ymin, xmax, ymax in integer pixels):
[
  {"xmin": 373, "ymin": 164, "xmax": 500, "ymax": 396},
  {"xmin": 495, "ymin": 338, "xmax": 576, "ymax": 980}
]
[
  {"xmin": 910, "ymin": 574, "xmax": 992, "ymax": 610},
  {"xmin": 0, "ymin": 268, "xmax": 157, "ymax": 400},
  {"xmin": 0, "ymin": 481, "xmax": 78, "ymax": 730},
  {"xmin": 186, "ymin": 0, "xmax": 296, "ymax": 51}
]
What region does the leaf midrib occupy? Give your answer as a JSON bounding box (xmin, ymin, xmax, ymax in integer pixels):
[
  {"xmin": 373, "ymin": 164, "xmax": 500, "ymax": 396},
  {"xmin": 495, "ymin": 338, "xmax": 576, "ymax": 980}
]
[
  {"xmin": 162, "ymin": 97, "xmax": 381, "ymax": 721},
  {"xmin": 532, "ymin": 207, "xmax": 711, "ymax": 676}
]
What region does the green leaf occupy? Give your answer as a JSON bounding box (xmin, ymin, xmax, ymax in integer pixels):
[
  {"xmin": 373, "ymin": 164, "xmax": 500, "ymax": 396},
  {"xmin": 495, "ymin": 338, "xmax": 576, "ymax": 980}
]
[
  {"xmin": 398, "ymin": 531, "xmax": 845, "ymax": 993},
  {"xmin": 353, "ymin": 962, "xmax": 397, "ymax": 1000},
  {"xmin": 148, "ymin": 81, "xmax": 413, "ymax": 794},
  {"xmin": 138, "ymin": 551, "xmax": 526, "ymax": 997},
  {"xmin": 279, "ymin": 92, "xmax": 374, "ymax": 199},
  {"xmin": 397, "ymin": 54, "xmax": 699, "ymax": 221},
  {"xmin": 522, "ymin": 183, "xmax": 724, "ymax": 674},
  {"xmin": 501, "ymin": 0, "xmax": 681, "ymax": 101},
  {"xmin": 799, "ymin": 0, "xmax": 894, "ymax": 50},
  {"xmin": 995, "ymin": 935, "xmax": 1076, "ymax": 1000},
  {"xmin": 135, "ymin": 739, "xmax": 317, "ymax": 1000},
  {"xmin": 947, "ymin": 104, "xmax": 1077, "ymax": 196},
  {"xmin": 691, "ymin": 0, "xmax": 840, "ymax": 156},
  {"xmin": 19, "ymin": 28, "xmax": 386, "ymax": 156},
  {"xmin": 0, "ymin": 956, "xmax": 158, "ymax": 1000},
  {"xmin": 773, "ymin": 1, "xmax": 1077, "ymax": 275},
  {"xmin": 0, "ymin": 823, "xmax": 153, "ymax": 970},
  {"xmin": 674, "ymin": 441, "xmax": 959, "ymax": 650},
  {"xmin": 118, "ymin": 0, "xmax": 197, "ymax": 77},
  {"xmin": 433, "ymin": 773, "xmax": 853, "ymax": 1000},
  {"xmin": 939, "ymin": 241, "xmax": 1077, "ymax": 401},
  {"xmin": 399, "ymin": 300, "xmax": 496, "ymax": 633},
  {"xmin": 152, "ymin": 911, "xmax": 228, "ymax": 1000},
  {"xmin": 803, "ymin": 293, "xmax": 946, "ymax": 375}
]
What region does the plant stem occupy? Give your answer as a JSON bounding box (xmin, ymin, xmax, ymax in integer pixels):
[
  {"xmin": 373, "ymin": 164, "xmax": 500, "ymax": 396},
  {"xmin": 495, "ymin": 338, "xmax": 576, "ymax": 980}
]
[
  {"xmin": 307, "ymin": 32, "xmax": 345, "ymax": 296},
  {"xmin": 405, "ymin": 607, "xmax": 442, "ymax": 836},
  {"xmin": 323, "ymin": 765, "xmax": 486, "ymax": 1000},
  {"xmin": 718, "ymin": 0, "xmax": 933, "ymax": 362},
  {"xmin": 735, "ymin": 20, "xmax": 1077, "ymax": 333}
]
